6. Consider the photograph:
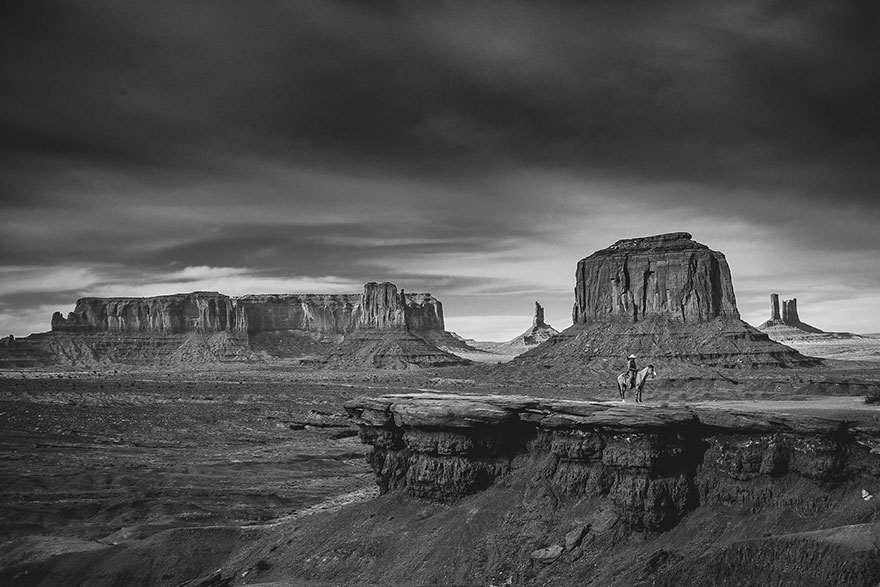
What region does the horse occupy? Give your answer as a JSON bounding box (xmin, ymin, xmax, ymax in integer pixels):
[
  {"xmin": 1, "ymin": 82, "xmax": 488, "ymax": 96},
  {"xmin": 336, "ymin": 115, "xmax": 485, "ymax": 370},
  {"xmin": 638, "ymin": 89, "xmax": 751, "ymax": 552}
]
[{"xmin": 616, "ymin": 365, "xmax": 656, "ymax": 403}]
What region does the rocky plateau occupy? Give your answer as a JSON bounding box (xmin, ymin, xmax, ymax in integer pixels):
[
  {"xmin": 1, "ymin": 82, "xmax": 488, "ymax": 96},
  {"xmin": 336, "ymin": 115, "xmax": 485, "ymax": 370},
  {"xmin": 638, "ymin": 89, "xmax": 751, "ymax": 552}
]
[{"xmin": 2, "ymin": 282, "xmax": 466, "ymax": 369}]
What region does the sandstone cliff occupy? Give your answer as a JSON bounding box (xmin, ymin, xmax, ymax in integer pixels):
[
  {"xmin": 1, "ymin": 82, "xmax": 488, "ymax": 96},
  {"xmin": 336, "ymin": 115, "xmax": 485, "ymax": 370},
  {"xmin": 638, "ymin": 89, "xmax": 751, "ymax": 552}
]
[
  {"xmin": 331, "ymin": 392, "xmax": 880, "ymax": 586},
  {"xmin": 7, "ymin": 282, "xmax": 465, "ymax": 368},
  {"xmin": 51, "ymin": 292, "xmax": 240, "ymax": 334},
  {"xmin": 49, "ymin": 282, "xmax": 445, "ymax": 338},
  {"xmin": 573, "ymin": 232, "xmax": 739, "ymax": 324},
  {"xmin": 347, "ymin": 393, "xmax": 875, "ymax": 520},
  {"xmin": 514, "ymin": 233, "xmax": 817, "ymax": 370},
  {"xmin": 235, "ymin": 293, "xmax": 360, "ymax": 335}
]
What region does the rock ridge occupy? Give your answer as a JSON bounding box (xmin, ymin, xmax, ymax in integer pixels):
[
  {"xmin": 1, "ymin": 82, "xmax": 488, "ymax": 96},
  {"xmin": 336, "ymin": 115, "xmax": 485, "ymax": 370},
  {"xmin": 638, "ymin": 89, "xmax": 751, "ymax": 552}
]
[
  {"xmin": 50, "ymin": 282, "xmax": 444, "ymax": 337},
  {"xmin": 347, "ymin": 393, "xmax": 879, "ymax": 531},
  {"xmin": 7, "ymin": 282, "xmax": 465, "ymax": 368}
]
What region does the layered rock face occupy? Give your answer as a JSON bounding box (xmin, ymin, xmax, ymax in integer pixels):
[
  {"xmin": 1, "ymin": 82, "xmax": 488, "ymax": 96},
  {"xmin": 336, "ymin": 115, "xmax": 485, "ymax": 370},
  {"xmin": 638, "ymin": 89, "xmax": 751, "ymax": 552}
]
[
  {"xmin": 402, "ymin": 292, "xmax": 445, "ymax": 332},
  {"xmin": 49, "ymin": 282, "xmax": 445, "ymax": 338},
  {"xmin": 13, "ymin": 282, "xmax": 462, "ymax": 367},
  {"xmin": 235, "ymin": 294, "xmax": 361, "ymax": 335},
  {"xmin": 51, "ymin": 292, "xmax": 239, "ymax": 334},
  {"xmin": 347, "ymin": 393, "xmax": 880, "ymax": 533},
  {"xmin": 573, "ymin": 232, "xmax": 738, "ymax": 324},
  {"xmin": 359, "ymin": 282, "xmax": 406, "ymax": 330}
]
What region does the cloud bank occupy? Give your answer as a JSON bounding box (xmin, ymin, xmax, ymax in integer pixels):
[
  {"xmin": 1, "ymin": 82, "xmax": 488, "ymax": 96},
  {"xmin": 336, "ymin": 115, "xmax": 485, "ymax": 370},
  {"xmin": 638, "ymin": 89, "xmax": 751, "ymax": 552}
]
[{"xmin": 1, "ymin": 1, "xmax": 878, "ymax": 338}]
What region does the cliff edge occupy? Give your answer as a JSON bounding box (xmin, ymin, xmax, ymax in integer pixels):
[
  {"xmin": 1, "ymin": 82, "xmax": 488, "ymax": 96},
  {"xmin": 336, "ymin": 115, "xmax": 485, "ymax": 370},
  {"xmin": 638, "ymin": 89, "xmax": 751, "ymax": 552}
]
[{"xmin": 326, "ymin": 392, "xmax": 880, "ymax": 586}]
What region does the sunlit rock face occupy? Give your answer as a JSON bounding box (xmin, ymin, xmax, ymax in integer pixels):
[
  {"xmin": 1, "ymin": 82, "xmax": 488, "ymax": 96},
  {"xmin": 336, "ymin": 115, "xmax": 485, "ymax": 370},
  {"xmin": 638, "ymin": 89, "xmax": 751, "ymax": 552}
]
[
  {"xmin": 359, "ymin": 282, "xmax": 406, "ymax": 330},
  {"xmin": 50, "ymin": 282, "xmax": 447, "ymax": 337},
  {"xmin": 36, "ymin": 282, "xmax": 463, "ymax": 367},
  {"xmin": 51, "ymin": 292, "xmax": 238, "ymax": 334},
  {"xmin": 573, "ymin": 232, "xmax": 739, "ymax": 325},
  {"xmin": 403, "ymin": 292, "xmax": 445, "ymax": 332},
  {"xmin": 235, "ymin": 294, "xmax": 362, "ymax": 335}
]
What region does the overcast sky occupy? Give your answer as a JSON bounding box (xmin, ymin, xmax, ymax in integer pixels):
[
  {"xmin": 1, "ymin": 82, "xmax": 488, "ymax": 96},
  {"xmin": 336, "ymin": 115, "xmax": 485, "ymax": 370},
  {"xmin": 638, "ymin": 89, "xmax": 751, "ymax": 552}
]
[{"xmin": 2, "ymin": 0, "xmax": 879, "ymax": 340}]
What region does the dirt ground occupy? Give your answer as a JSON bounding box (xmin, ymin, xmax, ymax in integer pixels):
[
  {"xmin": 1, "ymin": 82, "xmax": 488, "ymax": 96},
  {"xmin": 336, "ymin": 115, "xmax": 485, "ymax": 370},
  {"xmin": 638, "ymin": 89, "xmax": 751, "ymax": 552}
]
[
  {"xmin": 0, "ymin": 357, "xmax": 879, "ymax": 585},
  {"xmin": 0, "ymin": 374, "xmax": 376, "ymax": 543}
]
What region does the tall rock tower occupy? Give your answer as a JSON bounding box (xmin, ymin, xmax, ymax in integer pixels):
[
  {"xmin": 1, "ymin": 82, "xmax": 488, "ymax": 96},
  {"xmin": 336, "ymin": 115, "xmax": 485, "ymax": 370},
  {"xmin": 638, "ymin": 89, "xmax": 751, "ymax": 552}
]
[{"xmin": 760, "ymin": 293, "xmax": 824, "ymax": 334}]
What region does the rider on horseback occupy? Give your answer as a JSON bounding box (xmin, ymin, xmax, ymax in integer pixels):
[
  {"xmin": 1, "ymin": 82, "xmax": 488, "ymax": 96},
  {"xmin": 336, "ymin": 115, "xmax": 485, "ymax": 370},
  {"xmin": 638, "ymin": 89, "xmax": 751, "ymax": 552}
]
[{"xmin": 627, "ymin": 354, "xmax": 637, "ymax": 390}]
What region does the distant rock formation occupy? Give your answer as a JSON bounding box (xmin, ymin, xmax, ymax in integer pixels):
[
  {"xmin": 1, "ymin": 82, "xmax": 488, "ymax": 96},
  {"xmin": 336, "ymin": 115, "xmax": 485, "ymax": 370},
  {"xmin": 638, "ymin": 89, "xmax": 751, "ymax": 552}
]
[
  {"xmin": 49, "ymin": 282, "xmax": 445, "ymax": 338},
  {"xmin": 513, "ymin": 302, "xmax": 560, "ymax": 346},
  {"xmin": 4, "ymin": 282, "xmax": 467, "ymax": 368},
  {"xmin": 513, "ymin": 232, "xmax": 817, "ymax": 370},
  {"xmin": 573, "ymin": 232, "xmax": 738, "ymax": 324},
  {"xmin": 447, "ymin": 302, "xmax": 561, "ymax": 363},
  {"xmin": 759, "ymin": 294, "xmax": 823, "ymax": 334},
  {"xmin": 51, "ymin": 292, "xmax": 241, "ymax": 334}
]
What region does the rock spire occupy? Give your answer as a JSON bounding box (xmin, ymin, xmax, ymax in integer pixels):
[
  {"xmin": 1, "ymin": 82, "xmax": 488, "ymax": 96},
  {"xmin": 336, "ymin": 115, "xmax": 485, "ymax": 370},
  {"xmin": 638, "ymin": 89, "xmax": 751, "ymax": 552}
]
[{"xmin": 760, "ymin": 293, "xmax": 824, "ymax": 334}]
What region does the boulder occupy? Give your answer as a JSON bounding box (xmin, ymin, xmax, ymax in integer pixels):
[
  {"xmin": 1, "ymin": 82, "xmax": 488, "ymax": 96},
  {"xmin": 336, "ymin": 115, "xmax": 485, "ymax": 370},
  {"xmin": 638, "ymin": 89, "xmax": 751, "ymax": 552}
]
[{"xmin": 530, "ymin": 544, "xmax": 564, "ymax": 564}]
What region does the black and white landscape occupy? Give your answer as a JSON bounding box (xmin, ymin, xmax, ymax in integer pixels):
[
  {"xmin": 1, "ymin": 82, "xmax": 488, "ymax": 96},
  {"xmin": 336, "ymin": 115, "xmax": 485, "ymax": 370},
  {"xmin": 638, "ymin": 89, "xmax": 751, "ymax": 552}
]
[{"xmin": 2, "ymin": 2, "xmax": 879, "ymax": 586}]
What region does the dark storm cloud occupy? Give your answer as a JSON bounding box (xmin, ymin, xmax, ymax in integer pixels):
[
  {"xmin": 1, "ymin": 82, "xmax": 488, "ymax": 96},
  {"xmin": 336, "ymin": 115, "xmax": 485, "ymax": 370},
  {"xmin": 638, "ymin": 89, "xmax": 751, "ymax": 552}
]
[
  {"xmin": 2, "ymin": 1, "xmax": 879, "ymax": 337},
  {"xmin": 3, "ymin": 0, "xmax": 878, "ymax": 199}
]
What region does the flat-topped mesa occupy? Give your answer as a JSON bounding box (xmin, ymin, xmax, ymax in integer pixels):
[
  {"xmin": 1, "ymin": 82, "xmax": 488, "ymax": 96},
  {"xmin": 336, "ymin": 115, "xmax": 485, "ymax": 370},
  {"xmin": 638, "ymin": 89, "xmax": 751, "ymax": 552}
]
[
  {"xmin": 34, "ymin": 281, "xmax": 464, "ymax": 367},
  {"xmin": 50, "ymin": 282, "xmax": 447, "ymax": 337},
  {"xmin": 51, "ymin": 292, "xmax": 240, "ymax": 334},
  {"xmin": 573, "ymin": 232, "xmax": 739, "ymax": 324},
  {"xmin": 512, "ymin": 233, "xmax": 818, "ymax": 368}
]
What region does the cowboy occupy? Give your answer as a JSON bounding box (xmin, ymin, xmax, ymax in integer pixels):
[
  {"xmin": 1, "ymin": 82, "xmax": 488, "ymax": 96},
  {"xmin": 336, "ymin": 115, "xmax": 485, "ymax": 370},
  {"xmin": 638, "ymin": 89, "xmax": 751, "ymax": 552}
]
[{"xmin": 626, "ymin": 354, "xmax": 638, "ymax": 390}]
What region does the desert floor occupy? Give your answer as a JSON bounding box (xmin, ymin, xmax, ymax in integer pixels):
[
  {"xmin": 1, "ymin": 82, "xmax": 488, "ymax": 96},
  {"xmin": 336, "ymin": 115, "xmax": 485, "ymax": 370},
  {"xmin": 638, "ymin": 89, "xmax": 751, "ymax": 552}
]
[{"xmin": 1, "ymin": 359, "xmax": 878, "ymax": 546}]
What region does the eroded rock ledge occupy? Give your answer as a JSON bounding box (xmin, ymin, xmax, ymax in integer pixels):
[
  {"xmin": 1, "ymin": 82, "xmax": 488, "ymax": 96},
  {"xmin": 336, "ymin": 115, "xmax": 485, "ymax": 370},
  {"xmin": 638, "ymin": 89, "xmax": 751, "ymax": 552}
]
[{"xmin": 346, "ymin": 393, "xmax": 880, "ymax": 532}]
